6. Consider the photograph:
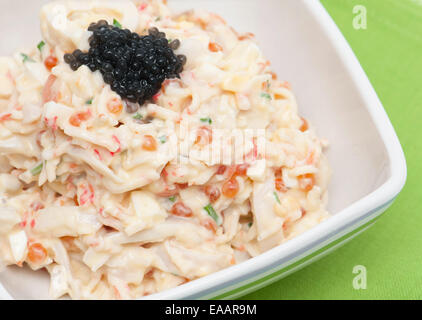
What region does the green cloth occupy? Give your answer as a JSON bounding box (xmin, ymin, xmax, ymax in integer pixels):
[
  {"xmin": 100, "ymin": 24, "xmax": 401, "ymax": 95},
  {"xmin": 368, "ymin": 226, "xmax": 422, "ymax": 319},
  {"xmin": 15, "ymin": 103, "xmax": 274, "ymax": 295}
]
[{"xmin": 242, "ymin": 0, "xmax": 422, "ymax": 300}]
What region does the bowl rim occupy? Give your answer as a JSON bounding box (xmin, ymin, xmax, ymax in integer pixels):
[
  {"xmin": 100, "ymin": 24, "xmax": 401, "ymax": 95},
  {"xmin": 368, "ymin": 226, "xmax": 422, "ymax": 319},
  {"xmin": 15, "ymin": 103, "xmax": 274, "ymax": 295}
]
[{"xmin": 0, "ymin": 0, "xmax": 407, "ymax": 300}]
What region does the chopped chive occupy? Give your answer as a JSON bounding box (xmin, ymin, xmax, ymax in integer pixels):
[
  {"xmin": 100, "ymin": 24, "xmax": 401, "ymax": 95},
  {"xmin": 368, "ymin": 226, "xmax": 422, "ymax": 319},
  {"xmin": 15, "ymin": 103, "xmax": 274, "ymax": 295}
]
[
  {"xmin": 113, "ymin": 19, "xmax": 122, "ymax": 28},
  {"xmin": 155, "ymin": 16, "xmax": 161, "ymax": 22},
  {"xmin": 37, "ymin": 41, "xmax": 45, "ymax": 52},
  {"xmin": 21, "ymin": 53, "xmax": 34, "ymax": 63},
  {"xmin": 168, "ymin": 39, "xmax": 172, "ymax": 43},
  {"xmin": 31, "ymin": 163, "xmax": 43, "ymax": 176},
  {"xmin": 273, "ymin": 191, "xmax": 281, "ymax": 204},
  {"xmin": 133, "ymin": 113, "xmax": 143, "ymax": 120},
  {"xmin": 200, "ymin": 117, "xmax": 212, "ymax": 125},
  {"xmin": 169, "ymin": 196, "xmax": 176, "ymax": 202},
  {"xmin": 204, "ymin": 204, "xmax": 221, "ymax": 225},
  {"xmin": 248, "ymin": 222, "xmax": 253, "ymax": 228},
  {"xmin": 86, "ymin": 98, "xmax": 93, "ymax": 105},
  {"xmin": 261, "ymin": 92, "xmax": 272, "ymax": 100},
  {"xmin": 159, "ymin": 136, "xmax": 167, "ymax": 144}
]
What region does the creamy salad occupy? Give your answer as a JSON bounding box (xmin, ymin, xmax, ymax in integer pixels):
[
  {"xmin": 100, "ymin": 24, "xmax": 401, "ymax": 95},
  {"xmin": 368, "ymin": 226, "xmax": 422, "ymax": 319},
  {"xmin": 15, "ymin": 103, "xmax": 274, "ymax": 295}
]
[{"xmin": 0, "ymin": 0, "xmax": 330, "ymax": 299}]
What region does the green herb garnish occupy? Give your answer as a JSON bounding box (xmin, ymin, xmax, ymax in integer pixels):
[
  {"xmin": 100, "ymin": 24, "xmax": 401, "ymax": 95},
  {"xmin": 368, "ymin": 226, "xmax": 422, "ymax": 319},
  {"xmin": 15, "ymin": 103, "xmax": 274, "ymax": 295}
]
[
  {"xmin": 155, "ymin": 16, "xmax": 161, "ymax": 22},
  {"xmin": 248, "ymin": 222, "xmax": 253, "ymax": 228},
  {"xmin": 113, "ymin": 19, "xmax": 122, "ymax": 28},
  {"xmin": 21, "ymin": 53, "xmax": 34, "ymax": 63},
  {"xmin": 159, "ymin": 136, "xmax": 167, "ymax": 144},
  {"xmin": 86, "ymin": 98, "xmax": 93, "ymax": 105},
  {"xmin": 133, "ymin": 113, "xmax": 143, "ymax": 120},
  {"xmin": 200, "ymin": 117, "xmax": 212, "ymax": 125},
  {"xmin": 31, "ymin": 163, "xmax": 43, "ymax": 176},
  {"xmin": 204, "ymin": 204, "xmax": 221, "ymax": 225},
  {"xmin": 169, "ymin": 196, "xmax": 176, "ymax": 202},
  {"xmin": 37, "ymin": 41, "xmax": 45, "ymax": 52},
  {"xmin": 261, "ymin": 92, "xmax": 272, "ymax": 100},
  {"xmin": 273, "ymin": 191, "xmax": 281, "ymax": 204}
]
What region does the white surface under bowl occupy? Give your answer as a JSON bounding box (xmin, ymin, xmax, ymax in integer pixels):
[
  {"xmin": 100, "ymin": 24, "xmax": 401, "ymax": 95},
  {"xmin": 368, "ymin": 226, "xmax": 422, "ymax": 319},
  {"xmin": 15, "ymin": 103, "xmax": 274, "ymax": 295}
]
[{"xmin": 0, "ymin": 0, "xmax": 406, "ymax": 300}]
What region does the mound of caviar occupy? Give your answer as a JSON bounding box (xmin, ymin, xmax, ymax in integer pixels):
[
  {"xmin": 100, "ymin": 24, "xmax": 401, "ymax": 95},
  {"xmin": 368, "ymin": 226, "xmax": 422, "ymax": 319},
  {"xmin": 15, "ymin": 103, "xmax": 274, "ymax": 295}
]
[{"xmin": 64, "ymin": 20, "xmax": 186, "ymax": 109}]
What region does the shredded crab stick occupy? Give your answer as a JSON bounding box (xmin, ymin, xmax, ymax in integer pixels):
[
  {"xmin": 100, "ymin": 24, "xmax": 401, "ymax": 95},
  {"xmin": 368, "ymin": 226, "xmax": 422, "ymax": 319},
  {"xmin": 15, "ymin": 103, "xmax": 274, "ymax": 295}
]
[
  {"xmin": 42, "ymin": 74, "xmax": 58, "ymax": 103},
  {"xmin": 0, "ymin": 0, "xmax": 330, "ymax": 299}
]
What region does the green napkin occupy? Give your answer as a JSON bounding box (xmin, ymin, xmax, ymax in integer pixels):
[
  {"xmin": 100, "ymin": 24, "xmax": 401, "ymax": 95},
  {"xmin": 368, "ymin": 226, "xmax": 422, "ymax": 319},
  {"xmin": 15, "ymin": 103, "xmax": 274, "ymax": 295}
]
[{"xmin": 242, "ymin": 0, "xmax": 422, "ymax": 300}]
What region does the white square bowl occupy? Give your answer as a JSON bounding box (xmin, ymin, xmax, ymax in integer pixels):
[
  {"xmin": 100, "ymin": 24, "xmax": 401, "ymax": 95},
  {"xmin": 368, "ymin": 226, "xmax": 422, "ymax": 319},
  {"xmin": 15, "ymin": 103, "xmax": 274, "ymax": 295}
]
[{"xmin": 0, "ymin": 0, "xmax": 406, "ymax": 300}]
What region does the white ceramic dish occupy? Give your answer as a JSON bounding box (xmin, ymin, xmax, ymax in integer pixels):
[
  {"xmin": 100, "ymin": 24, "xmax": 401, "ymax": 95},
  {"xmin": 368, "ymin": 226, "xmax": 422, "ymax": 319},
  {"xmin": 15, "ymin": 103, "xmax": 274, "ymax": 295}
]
[{"xmin": 0, "ymin": 0, "xmax": 406, "ymax": 300}]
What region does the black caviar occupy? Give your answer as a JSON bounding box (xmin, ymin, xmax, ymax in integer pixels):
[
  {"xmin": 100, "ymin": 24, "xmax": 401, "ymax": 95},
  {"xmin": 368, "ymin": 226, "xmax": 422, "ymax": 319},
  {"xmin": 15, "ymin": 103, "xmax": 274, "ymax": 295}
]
[{"xmin": 64, "ymin": 20, "xmax": 186, "ymax": 109}]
